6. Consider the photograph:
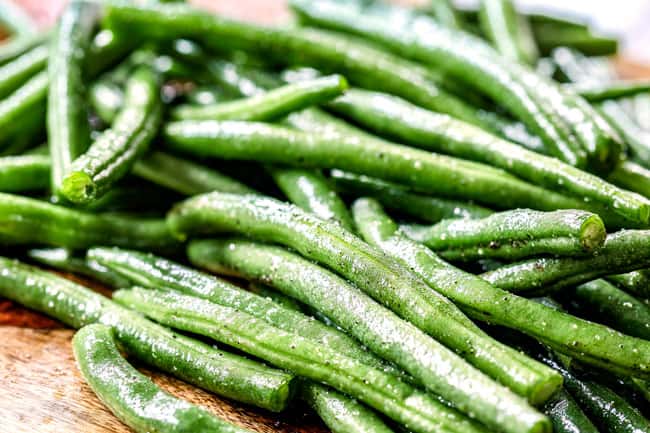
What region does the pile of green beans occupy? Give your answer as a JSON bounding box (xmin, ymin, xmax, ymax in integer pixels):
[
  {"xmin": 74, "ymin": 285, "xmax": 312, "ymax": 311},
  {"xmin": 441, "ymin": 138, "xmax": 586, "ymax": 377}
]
[{"xmin": 1, "ymin": 0, "xmax": 650, "ymax": 431}]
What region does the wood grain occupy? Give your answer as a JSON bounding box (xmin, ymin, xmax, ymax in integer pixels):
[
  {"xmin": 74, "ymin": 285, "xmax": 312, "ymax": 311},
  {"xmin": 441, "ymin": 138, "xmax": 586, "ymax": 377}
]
[{"xmin": 0, "ymin": 327, "xmax": 327, "ymax": 433}]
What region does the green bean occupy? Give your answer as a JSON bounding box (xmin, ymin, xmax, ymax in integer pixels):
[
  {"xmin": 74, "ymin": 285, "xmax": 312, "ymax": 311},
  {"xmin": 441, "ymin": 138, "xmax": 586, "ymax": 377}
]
[
  {"xmin": 401, "ymin": 209, "xmax": 606, "ymax": 261},
  {"xmin": 89, "ymin": 80, "xmax": 124, "ymax": 124},
  {"xmin": 103, "ymin": 2, "xmax": 490, "ymax": 129},
  {"xmin": 290, "ymin": 0, "xmax": 590, "ymax": 168},
  {"xmin": 542, "ymin": 389, "xmax": 598, "ymax": 433},
  {"xmin": 0, "ymin": 71, "xmax": 47, "ymax": 143},
  {"xmin": 330, "ymin": 169, "xmax": 493, "ymax": 223},
  {"xmin": 133, "ymin": 151, "xmax": 255, "ymax": 196},
  {"xmin": 87, "ymin": 246, "xmax": 400, "ymax": 378},
  {"xmin": 28, "ymin": 248, "xmax": 131, "ymax": 289},
  {"xmin": 61, "ymin": 66, "xmax": 161, "ymax": 204},
  {"xmin": 599, "ymin": 100, "xmax": 650, "ymax": 168},
  {"xmin": 172, "ymin": 74, "xmax": 348, "ymax": 121},
  {"xmin": 608, "ymin": 160, "xmax": 650, "ymax": 199},
  {"xmin": 0, "ymin": 256, "xmax": 296, "ymax": 412},
  {"xmin": 0, "ymin": 0, "xmax": 36, "ymax": 36},
  {"xmin": 48, "ymin": 0, "xmax": 99, "ymax": 196},
  {"xmin": 481, "ymin": 230, "xmax": 650, "ymax": 295},
  {"xmin": 561, "ymin": 279, "xmax": 650, "ymax": 340},
  {"xmin": 572, "ymin": 80, "xmax": 650, "ymax": 102},
  {"xmin": 168, "ymin": 192, "xmax": 551, "ymax": 433},
  {"xmin": 247, "ymin": 282, "xmax": 304, "ymax": 312},
  {"xmin": 0, "ymin": 45, "xmax": 47, "ymax": 99},
  {"xmin": 351, "ymin": 198, "xmax": 650, "ymax": 380},
  {"xmin": 0, "ymin": 154, "xmax": 49, "ymax": 192},
  {"xmin": 163, "ymin": 120, "xmax": 617, "ymax": 218},
  {"xmin": 268, "ymin": 167, "xmax": 354, "ymax": 231},
  {"xmin": 0, "ymin": 192, "xmax": 177, "ymax": 250},
  {"xmin": 114, "ymin": 287, "xmax": 493, "ymax": 433},
  {"xmin": 300, "ymin": 382, "xmax": 394, "ymax": 433},
  {"xmin": 533, "ymin": 26, "xmax": 618, "ymax": 56},
  {"xmin": 73, "ymin": 324, "xmax": 254, "ymax": 433},
  {"xmin": 86, "ymin": 29, "xmax": 136, "ymax": 78},
  {"xmin": 189, "ymin": 237, "xmax": 561, "ymax": 407},
  {"xmin": 607, "ymin": 270, "xmax": 650, "ymax": 299},
  {"xmin": 0, "ymin": 32, "xmax": 48, "ymax": 66},
  {"xmin": 327, "ymin": 88, "xmax": 649, "ymax": 226},
  {"xmin": 479, "ymin": 0, "xmax": 538, "ymax": 64},
  {"xmin": 426, "ymin": 0, "xmax": 463, "ymax": 29}
]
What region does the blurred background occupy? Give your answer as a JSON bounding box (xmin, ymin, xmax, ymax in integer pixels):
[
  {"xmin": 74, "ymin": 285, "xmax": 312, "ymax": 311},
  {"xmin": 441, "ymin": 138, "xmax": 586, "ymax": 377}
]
[{"xmin": 11, "ymin": 0, "xmax": 650, "ymax": 64}]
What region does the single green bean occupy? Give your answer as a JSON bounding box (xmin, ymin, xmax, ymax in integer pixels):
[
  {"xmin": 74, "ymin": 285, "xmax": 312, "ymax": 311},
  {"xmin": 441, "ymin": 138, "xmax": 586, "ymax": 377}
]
[
  {"xmin": 401, "ymin": 209, "xmax": 605, "ymax": 261},
  {"xmin": 0, "ymin": 0, "xmax": 36, "ymax": 36},
  {"xmin": 188, "ymin": 237, "xmax": 561, "ymax": 407},
  {"xmin": 479, "ymin": 0, "xmax": 538, "ymax": 64},
  {"xmin": 0, "ymin": 44, "xmax": 47, "ymax": 99},
  {"xmin": 172, "ymin": 74, "xmax": 348, "ymax": 121},
  {"xmin": 351, "ymin": 198, "xmax": 650, "ymax": 380},
  {"xmin": 0, "ymin": 256, "xmax": 296, "ymax": 412},
  {"xmin": 87, "ymin": 246, "xmax": 400, "ymax": 378},
  {"xmin": 607, "ymin": 270, "xmax": 650, "ymax": 299},
  {"xmin": 300, "ymin": 382, "xmax": 394, "ymax": 433},
  {"xmin": 572, "ymin": 80, "xmax": 650, "ymax": 102},
  {"xmin": 163, "ymin": 120, "xmax": 617, "ymax": 218},
  {"xmin": 542, "ymin": 389, "xmax": 598, "ymax": 433},
  {"xmin": 533, "ymin": 26, "xmax": 618, "ymax": 56},
  {"xmin": 133, "ymin": 150, "xmax": 255, "ymax": 196},
  {"xmin": 482, "ymin": 230, "xmax": 650, "ymax": 294},
  {"xmin": 62, "ymin": 66, "xmax": 161, "ymax": 204},
  {"xmin": 114, "ymin": 287, "xmax": 493, "ymax": 433},
  {"xmin": 268, "ymin": 167, "xmax": 354, "ymax": 231},
  {"xmin": 48, "ymin": 0, "xmax": 99, "ymax": 196},
  {"xmin": 561, "ymin": 279, "xmax": 650, "ymax": 340},
  {"xmin": 0, "ymin": 154, "xmax": 49, "ymax": 192},
  {"xmin": 0, "ymin": 192, "xmax": 177, "ymax": 250},
  {"xmin": 608, "ymin": 160, "xmax": 650, "ymax": 199},
  {"xmin": 330, "ymin": 169, "xmax": 492, "ymax": 223},
  {"xmin": 168, "ymin": 192, "xmax": 551, "ymax": 433},
  {"xmin": 327, "ymin": 88, "xmax": 649, "ymax": 225},
  {"xmin": 73, "ymin": 324, "xmax": 254, "ymax": 433}
]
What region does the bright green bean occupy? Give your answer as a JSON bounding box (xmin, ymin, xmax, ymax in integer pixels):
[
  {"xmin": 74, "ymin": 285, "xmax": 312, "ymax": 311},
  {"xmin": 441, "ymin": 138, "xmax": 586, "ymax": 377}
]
[
  {"xmin": 479, "ymin": 0, "xmax": 538, "ymax": 64},
  {"xmin": 0, "ymin": 44, "xmax": 47, "ymax": 99}
]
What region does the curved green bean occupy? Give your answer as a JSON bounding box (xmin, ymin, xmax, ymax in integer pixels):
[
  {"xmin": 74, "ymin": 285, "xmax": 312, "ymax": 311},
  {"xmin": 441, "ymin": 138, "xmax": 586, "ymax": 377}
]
[
  {"xmin": 0, "ymin": 256, "xmax": 296, "ymax": 412},
  {"xmin": 350, "ymin": 198, "xmax": 650, "ymax": 380},
  {"xmin": 482, "ymin": 230, "xmax": 650, "ymax": 294},
  {"xmin": 173, "ymin": 74, "xmax": 347, "ymax": 121},
  {"xmin": 400, "ymin": 209, "xmax": 605, "ymax": 261},
  {"xmin": 73, "ymin": 324, "xmax": 254, "ymax": 433},
  {"xmin": 114, "ymin": 287, "xmax": 494, "ymax": 433},
  {"xmin": 328, "ymin": 88, "xmax": 649, "ymax": 225},
  {"xmin": 0, "ymin": 154, "xmax": 49, "ymax": 192},
  {"xmin": 168, "ymin": 192, "xmax": 551, "ymax": 433},
  {"xmin": 0, "ymin": 192, "xmax": 177, "ymax": 250},
  {"xmin": 48, "ymin": 0, "xmax": 99, "ymax": 195}
]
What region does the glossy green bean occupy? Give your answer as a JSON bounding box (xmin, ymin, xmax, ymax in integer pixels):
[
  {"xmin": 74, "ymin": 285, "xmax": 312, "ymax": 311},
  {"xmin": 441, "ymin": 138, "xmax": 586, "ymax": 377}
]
[
  {"xmin": 608, "ymin": 160, "xmax": 650, "ymax": 199},
  {"xmin": 73, "ymin": 324, "xmax": 254, "ymax": 433},
  {"xmin": 0, "ymin": 0, "xmax": 36, "ymax": 36},
  {"xmin": 114, "ymin": 287, "xmax": 493, "ymax": 433},
  {"xmin": 87, "ymin": 246, "xmax": 399, "ymax": 378},
  {"xmin": 103, "ymin": 1, "xmax": 490, "ymax": 128},
  {"xmin": 482, "ymin": 230, "xmax": 650, "ymax": 295},
  {"xmin": 48, "ymin": 0, "xmax": 99, "ymax": 196},
  {"xmin": 89, "ymin": 80, "xmax": 124, "ymax": 124},
  {"xmin": 401, "ymin": 209, "xmax": 605, "ymax": 261},
  {"xmin": 62, "ymin": 66, "xmax": 161, "ymax": 204},
  {"xmin": 0, "ymin": 256, "xmax": 295, "ymax": 412},
  {"xmin": 163, "ymin": 120, "xmax": 614, "ymax": 217},
  {"xmin": 607, "ymin": 270, "xmax": 650, "ymax": 299},
  {"xmin": 330, "ymin": 169, "xmax": 492, "ymax": 223},
  {"xmin": 172, "ymin": 74, "xmax": 347, "ymax": 121},
  {"xmin": 351, "ymin": 198, "xmax": 650, "ymax": 380},
  {"xmin": 300, "ymin": 382, "xmax": 394, "ymax": 433},
  {"xmin": 0, "ymin": 44, "xmax": 47, "ymax": 99},
  {"xmin": 133, "ymin": 151, "xmax": 255, "ymax": 196},
  {"xmin": 188, "ymin": 237, "xmax": 561, "ymax": 407},
  {"xmin": 562, "ymin": 279, "xmax": 650, "ymax": 340},
  {"xmin": 268, "ymin": 167, "xmax": 354, "ymax": 231},
  {"xmin": 479, "ymin": 0, "xmax": 538, "ymax": 64},
  {"xmin": 599, "ymin": 100, "xmax": 650, "ymax": 168},
  {"xmin": 542, "ymin": 389, "xmax": 598, "ymax": 433},
  {"xmin": 328, "ymin": 88, "xmax": 648, "ymax": 224},
  {"xmin": 168, "ymin": 192, "xmax": 551, "ymax": 433},
  {"xmin": 0, "ymin": 154, "xmax": 49, "ymax": 192},
  {"xmin": 0, "ymin": 70, "xmax": 46, "ymax": 143},
  {"xmin": 0, "ymin": 192, "xmax": 177, "ymax": 250}
]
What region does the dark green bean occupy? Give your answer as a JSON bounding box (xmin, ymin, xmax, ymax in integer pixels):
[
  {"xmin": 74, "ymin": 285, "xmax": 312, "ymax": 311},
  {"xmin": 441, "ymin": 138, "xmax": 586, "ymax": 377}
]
[
  {"xmin": 0, "ymin": 192, "xmax": 177, "ymax": 250},
  {"xmin": 0, "ymin": 154, "xmax": 49, "ymax": 192},
  {"xmin": 607, "ymin": 270, "xmax": 650, "ymax": 299},
  {"xmin": 0, "ymin": 256, "xmax": 296, "ymax": 412},
  {"xmin": 542, "ymin": 389, "xmax": 598, "ymax": 433}
]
